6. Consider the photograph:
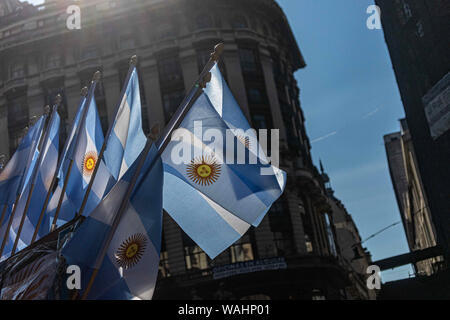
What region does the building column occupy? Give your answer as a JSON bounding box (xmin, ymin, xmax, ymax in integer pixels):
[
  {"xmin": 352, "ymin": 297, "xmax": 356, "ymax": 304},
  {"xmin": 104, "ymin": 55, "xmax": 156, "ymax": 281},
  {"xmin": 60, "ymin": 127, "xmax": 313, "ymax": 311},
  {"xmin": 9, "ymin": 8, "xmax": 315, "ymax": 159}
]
[
  {"xmin": 0, "ymin": 102, "xmax": 9, "ymax": 158},
  {"xmin": 254, "ymin": 215, "xmax": 277, "ymax": 258},
  {"xmin": 141, "ymin": 61, "xmax": 165, "ymax": 129},
  {"xmin": 27, "ymin": 84, "xmax": 46, "ymax": 119},
  {"xmin": 180, "ymin": 49, "xmax": 199, "ymax": 92},
  {"xmin": 163, "ymin": 212, "xmax": 186, "ymax": 275},
  {"xmin": 64, "ymin": 75, "xmax": 82, "ymax": 123},
  {"xmin": 102, "ymin": 70, "xmax": 121, "ymax": 124},
  {"xmin": 222, "ymin": 44, "xmax": 251, "ymax": 121},
  {"xmin": 286, "ymin": 190, "xmax": 307, "ymax": 255},
  {"xmin": 259, "ymin": 47, "xmax": 287, "ymax": 142}
]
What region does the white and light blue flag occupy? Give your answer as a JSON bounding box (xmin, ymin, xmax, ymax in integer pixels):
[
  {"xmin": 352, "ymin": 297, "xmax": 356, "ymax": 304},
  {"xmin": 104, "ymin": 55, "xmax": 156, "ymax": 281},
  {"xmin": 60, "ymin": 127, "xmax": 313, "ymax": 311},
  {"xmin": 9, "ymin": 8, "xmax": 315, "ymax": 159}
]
[
  {"xmin": 48, "ymin": 91, "xmax": 112, "ymax": 225},
  {"xmin": 162, "ymin": 91, "xmax": 286, "ymax": 258},
  {"xmin": 62, "ymin": 145, "xmax": 163, "ymax": 300},
  {"xmin": 10, "ymin": 109, "xmax": 61, "ymax": 247},
  {"xmin": 104, "ymin": 67, "xmax": 147, "ymax": 182},
  {"xmin": 0, "ymin": 116, "xmax": 46, "ymax": 261},
  {"xmin": 0, "ymin": 116, "xmax": 45, "ymax": 207}
]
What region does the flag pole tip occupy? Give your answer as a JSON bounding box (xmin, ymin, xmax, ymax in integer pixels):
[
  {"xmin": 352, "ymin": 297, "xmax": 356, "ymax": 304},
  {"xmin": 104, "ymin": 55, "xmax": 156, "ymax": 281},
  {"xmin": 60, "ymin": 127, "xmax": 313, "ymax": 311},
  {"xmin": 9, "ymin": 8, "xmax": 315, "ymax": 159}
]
[
  {"xmin": 44, "ymin": 105, "xmax": 51, "ymax": 115},
  {"xmin": 148, "ymin": 123, "xmax": 161, "ymax": 141},
  {"xmin": 55, "ymin": 94, "xmax": 63, "ymax": 105},
  {"xmin": 93, "ymin": 71, "xmax": 102, "ymax": 82},
  {"xmin": 211, "ymin": 43, "xmax": 224, "ymax": 61},
  {"xmin": 81, "ymin": 87, "xmax": 89, "ymax": 96},
  {"xmin": 130, "ymin": 55, "xmax": 138, "ymax": 66}
]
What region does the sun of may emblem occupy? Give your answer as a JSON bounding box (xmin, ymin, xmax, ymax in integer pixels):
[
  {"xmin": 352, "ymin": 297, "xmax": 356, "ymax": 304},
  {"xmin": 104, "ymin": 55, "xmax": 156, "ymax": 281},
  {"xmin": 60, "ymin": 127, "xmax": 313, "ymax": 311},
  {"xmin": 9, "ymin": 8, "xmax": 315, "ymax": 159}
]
[
  {"xmin": 237, "ymin": 135, "xmax": 251, "ymax": 149},
  {"xmin": 186, "ymin": 155, "xmax": 221, "ymax": 186},
  {"xmin": 82, "ymin": 151, "xmax": 97, "ymax": 177},
  {"xmin": 115, "ymin": 234, "xmax": 148, "ymax": 270}
]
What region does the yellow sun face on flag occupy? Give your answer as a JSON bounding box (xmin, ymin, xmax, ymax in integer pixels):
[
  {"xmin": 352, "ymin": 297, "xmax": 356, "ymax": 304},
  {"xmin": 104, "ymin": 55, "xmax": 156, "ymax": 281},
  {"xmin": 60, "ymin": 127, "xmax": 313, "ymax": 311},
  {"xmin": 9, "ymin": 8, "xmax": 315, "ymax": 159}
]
[
  {"xmin": 115, "ymin": 234, "xmax": 148, "ymax": 270},
  {"xmin": 186, "ymin": 155, "xmax": 221, "ymax": 186},
  {"xmin": 82, "ymin": 151, "xmax": 97, "ymax": 177},
  {"xmin": 237, "ymin": 135, "xmax": 251, "ymax": 149}
]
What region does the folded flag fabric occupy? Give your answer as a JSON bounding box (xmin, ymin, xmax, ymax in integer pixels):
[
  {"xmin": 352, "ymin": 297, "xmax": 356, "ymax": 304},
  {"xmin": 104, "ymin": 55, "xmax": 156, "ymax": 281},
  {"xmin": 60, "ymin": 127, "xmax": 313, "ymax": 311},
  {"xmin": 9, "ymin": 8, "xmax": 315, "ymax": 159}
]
[
  {"xmin": 161, "ymin": 92, "xmax": 286, "ymax": 258},
  {"xmin": 0, "ymin": 116, "xmax": 45, "ymax": 207},
  {"xmin": 103, "ymin": 67, "xmax": 147, "ymax": 182},
  {"xmin": 48, "ymin": 91, "xmax": 113, "ymax": 225},
  {"xmin": 10, "ymin": 110, "xmax": 60, "ymax": 248},
  {"xmin": 62, "ymin": 145, "xmax": 163, "ymax": 300}
]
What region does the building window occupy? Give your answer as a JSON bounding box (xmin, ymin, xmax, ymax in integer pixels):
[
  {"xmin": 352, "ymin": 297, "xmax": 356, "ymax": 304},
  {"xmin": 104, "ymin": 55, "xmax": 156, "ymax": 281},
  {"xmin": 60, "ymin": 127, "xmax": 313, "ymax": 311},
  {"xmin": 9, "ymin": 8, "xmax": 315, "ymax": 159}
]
[
  {"xmin": 158, "ymin": 23, "xmax": 175, "ymax": 39},
  {"xmin": 416, "ymin": 21, "xmax": 424, "ymax": 38},
  {"xmin": 252, "ymin": 114, "xmax": 268, "ymax": 130},
  {"xmin": 182, "ymin": 231, "xmax": 209, "ymax": 271},
  {"xmin": 46, "ymin": 52, "xmax": 61, "ymax": 69},
  {"xmin": 196, "ymin": 14, "xmax": 213, "ymax": 30},
  {"xmin": 159, "ymin": 233, "xmax": 170, "ymax": 278},
  {"xmin": 325, "ymin": 214, "xmax": 338, "ymax": 257},
  {"xmin": 119, "ymin": 33, "xmax": 136, "ymax": 50},
  {"xmin": 239, "ymin": 48, "xmax": 258, "ymax": 73},
  {"xmin": 247, "ymin": 88, "xmax": 264, "ymax": 104},
  {"xmin": 81, "ymin": 45, "xmax": 97, "ymax": 60},
  {"xmin": 232, "ymin": 15, "xmax": 248, "ymax": 29},
  {"xmin": 394, "ymin": 0, "xmax": 412, "ymax": 25},
  {"xmin": 230, "ymin": 243, "xmax": 254, "ymax": 263},
  {"xmin": 158, "ymin": 56, "xmax": 183, "ymax": 83},
  {"xmin": 163, "ymin": 90, "xmax": 185, "ymax": 121},
  {"xmin": 269, "ymin": 200, "xmax": 295, "ymax": 256},
  {"xmin": 11, "ymin": 62, "xmax": 25, "ymax": 79}
]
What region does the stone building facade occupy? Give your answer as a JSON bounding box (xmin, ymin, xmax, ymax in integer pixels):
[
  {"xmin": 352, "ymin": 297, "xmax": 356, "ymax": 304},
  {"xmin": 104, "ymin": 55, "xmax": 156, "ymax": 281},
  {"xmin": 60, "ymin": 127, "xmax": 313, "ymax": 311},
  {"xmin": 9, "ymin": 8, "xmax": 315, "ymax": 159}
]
[
  {"xmin": 0, "ymin": 0, "xmax": 361, "ymax": 299},
  {"xmin": 384, "ymin": 120, "xmax": 444, "ymax": 276},
  {"xmin": 375, "ymin": 0, "xmax": 450, "ymax": 260}
]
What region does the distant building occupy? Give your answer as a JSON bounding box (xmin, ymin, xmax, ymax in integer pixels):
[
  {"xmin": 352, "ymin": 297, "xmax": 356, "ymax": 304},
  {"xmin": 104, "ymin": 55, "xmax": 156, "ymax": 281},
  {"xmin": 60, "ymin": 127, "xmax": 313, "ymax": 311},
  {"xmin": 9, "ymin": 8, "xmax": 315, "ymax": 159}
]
[
  {"xmin": 0, "ymin": 0, "xmax": 370, "ymax": 299},
  {"xmin": 321, "ymin": 165, "xmax": 377, "ymax": 300},
  {"xmin": 375, "ymin": 0, "xmax": 450, "ymax": 259},
  {"xmin": 384, "ymin": 120, "xmax": 444, "ymax": 276}
]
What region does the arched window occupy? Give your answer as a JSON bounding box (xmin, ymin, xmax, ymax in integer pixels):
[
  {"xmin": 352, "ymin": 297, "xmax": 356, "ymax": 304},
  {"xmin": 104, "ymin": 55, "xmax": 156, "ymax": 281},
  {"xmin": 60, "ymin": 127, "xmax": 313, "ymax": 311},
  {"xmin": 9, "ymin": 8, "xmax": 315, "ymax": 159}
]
[
  {"xmin": 196, "ymin": 14, "xmax": 213, "ymax": 30},
  {"xmin": 10, "ymin": 61, "xmax": 25, "ymax": 79},
  {"xmin": 232, "ymin": 15, "xmax": 248, "ymax": 29},
  {"xmin": 46, "ymin": 52, "xmax": 61, "ymax": 69}
]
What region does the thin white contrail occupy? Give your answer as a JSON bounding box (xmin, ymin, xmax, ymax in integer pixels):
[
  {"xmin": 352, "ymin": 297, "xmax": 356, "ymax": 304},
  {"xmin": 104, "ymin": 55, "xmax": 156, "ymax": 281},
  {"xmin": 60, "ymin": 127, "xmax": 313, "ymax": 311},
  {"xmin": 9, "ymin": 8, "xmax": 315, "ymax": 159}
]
[
  {"xmin": 362, "ymin": 107, "xmax": 380, "ymax": 119},
  {"xmin": 311, "ymin": 131, "xmax": 338, "ymax": 144}
]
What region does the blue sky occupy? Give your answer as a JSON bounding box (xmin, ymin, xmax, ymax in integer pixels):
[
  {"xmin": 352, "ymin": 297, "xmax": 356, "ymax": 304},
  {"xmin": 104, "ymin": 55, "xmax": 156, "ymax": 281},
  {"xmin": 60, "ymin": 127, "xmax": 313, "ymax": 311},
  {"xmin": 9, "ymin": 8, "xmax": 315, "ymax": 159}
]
[
  {"xmin": 276, "ymin": 0, "xmax": 412, "ymax": 281},
  {"xmin": 22, "ymin": 0, "xmax": 412, "ymax": 281}
]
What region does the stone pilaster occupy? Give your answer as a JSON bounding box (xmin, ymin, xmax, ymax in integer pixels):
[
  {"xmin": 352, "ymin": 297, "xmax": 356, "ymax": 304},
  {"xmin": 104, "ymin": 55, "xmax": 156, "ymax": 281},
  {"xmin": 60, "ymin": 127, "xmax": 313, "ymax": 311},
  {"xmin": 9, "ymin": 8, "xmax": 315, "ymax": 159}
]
[
  {"xmin": 64, "ymin": 75, "xmax": 82, "ymax": 122},
  {"xmin": 27, "ymin": 83, "xmax": 46, "ymax": 119},
  {"xmin": 222, "ymin": 43, "xmax": 251, "ymax": 121},
  {"xmin": 180, "ymin": 49, "xmax": 199, "ymax": 92},
  {"xmin": 140, "ymin": 61, "xmax": 165, "ymax": 128},
  {"xmin": 0, "ymin": 103, "xmax": 9, "ymax": 158},
  {"xmin": 102, "ymin": 70, "xmax": 121, "ymax": 124},
  {"xmin": 259, "ymin": 47, "xmax": 287, "ymax": 142}
]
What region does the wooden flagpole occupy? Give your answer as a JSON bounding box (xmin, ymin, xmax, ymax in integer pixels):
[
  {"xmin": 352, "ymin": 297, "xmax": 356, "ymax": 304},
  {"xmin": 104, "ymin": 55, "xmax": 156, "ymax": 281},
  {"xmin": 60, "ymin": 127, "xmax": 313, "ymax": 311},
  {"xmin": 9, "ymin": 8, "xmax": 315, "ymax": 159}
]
[
  {"xmin": 50, "ymin": 74, "xmax": 101, "ymax": 231},
  {"xmin": 31, "ymin": 88, "xmax": 89, "ymax": 244},
  {"xmin": 0, "ymin": 204, "xmax": 8, "ymax": 231},
  {"xmin": 78, "ymin": 43, "xmax": 223, "ymax": 300},
  {"xmin": 75, "ymin": 56, "xmax": 138, "ymax": 219},
  {"xmin": 11, "ymin": 96, "xmax": 62, "ymax": 255},
  {"xmin": 0, "ymin": 111, "xmax": 48, "ymax": 258}
]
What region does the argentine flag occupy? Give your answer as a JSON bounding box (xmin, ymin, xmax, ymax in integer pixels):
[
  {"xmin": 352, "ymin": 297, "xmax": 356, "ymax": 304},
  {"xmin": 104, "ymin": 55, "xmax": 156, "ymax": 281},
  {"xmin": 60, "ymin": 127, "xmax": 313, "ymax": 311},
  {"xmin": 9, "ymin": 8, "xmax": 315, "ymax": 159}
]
[
  {"xmin": 10, "ymin": 109, "xmax": 60, "ymax": 247},
  {"xmin": 162, "ymin": 92, "xmax": 286, "ymax": 258},
  {"xmin": 0, "ymin": 116, "xmax": 45, "ymax": 207},
  {"xmin": 48, "ymin": 90, "xmax": 112, "ymax": 225},
  {"xmin": 46, "ymin": 96, "xmax": 87, "ymax": 227},
  {"xmin": 62, "ymin": 145, "xmax": 163, "ymax": 300},
  {"xmin": 104, "ymin": 67, "xmax": 147, "ymax": 182},
  {"xmin": 0, "ymin": 116, "xmax": 45, "ymax": 261}
]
